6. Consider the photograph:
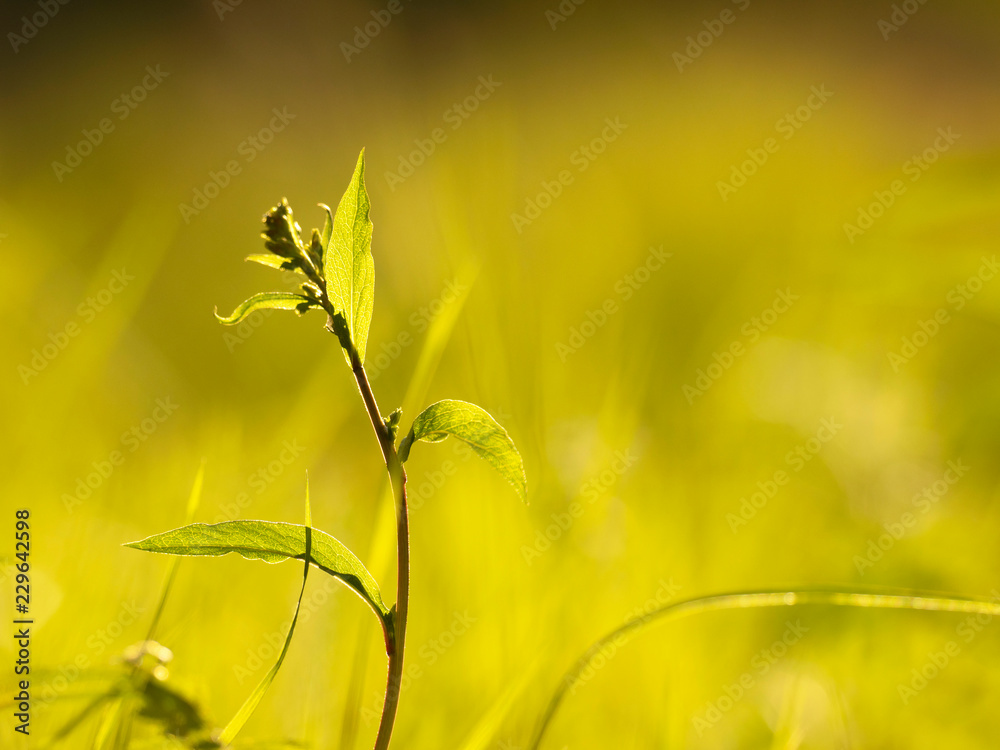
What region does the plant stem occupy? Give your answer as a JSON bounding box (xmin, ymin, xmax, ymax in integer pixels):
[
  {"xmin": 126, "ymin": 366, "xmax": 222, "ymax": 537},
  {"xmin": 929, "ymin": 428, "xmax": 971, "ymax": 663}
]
[{"xmin": 340, "ymin": 336, "xmax": 409, "ymax": 750}]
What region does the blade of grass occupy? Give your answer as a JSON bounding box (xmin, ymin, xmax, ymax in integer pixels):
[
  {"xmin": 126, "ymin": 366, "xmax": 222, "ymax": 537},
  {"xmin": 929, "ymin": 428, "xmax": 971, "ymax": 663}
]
[
  {"xmin": 45, "ymin": 690, "xmax": 116, "ymax": 747},
  {"xmin": 455, "ymin": 655, "xmax": 543, "ymax": 750},
  {"xmin": 144, "ymin": 460, "xmax": 205, "ymax": 644},
  {"xmin": 529, "ymin": 587, "xmax": 1000, "ymax": 750},
  {"xmin": 218, "ymin": 486, "xmax": 314, "ymax": 746},
  {"xmin": 90, "ymin": 696, "xmax": 124, "ymax": 750}
]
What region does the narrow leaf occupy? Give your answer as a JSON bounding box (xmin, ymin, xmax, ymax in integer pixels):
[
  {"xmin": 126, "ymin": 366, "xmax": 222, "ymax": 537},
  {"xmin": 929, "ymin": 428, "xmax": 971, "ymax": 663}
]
[
  {"xmin": 304, "ymin": 473, "xmax": 312, "ymax": 528},
  {"xmin": 400, "ymin": 399, "xmax": 527, "ymax": 502},
  {"xmin": 245, "ymin": 254, "xmax": 298, "ymax": 271},
  {"xmin": 125, "ymin": 521, "xmax": 389, "ymax": 623},
  {"xmin": 324, "ymin": 149, "xmax": 375, "ymax": 361},
  {"xmin": 319, "ymin": 203, "xmax": 333, "ymax": 251},
  {"xmin": 219, "ymin": 531, "xmax": 311, "ymax": 746},
  {"xmin": 214, "ymin": 292, "xmax": 317, "ymax": 325}
]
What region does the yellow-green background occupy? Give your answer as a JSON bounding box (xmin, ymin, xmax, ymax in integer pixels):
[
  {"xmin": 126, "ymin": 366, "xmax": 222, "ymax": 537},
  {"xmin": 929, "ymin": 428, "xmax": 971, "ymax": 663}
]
[{"xmin": 3, "ymin": 0, "xmax": 1000, "ymax": 747}]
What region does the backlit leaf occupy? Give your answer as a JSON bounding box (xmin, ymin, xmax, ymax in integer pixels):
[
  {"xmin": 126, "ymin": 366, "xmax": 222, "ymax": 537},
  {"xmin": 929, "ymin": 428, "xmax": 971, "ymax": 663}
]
[
  {"xmin": 399, "ymin": 399, "xmax": 527, "ymax": 502},
  {"xmin": 214, "ymin": 292, "xmax": 317, "ymax": 325},
  {"xmin": 324, "ymin": 150, "xmax": 374, "ymax": 361},
  {"xmin": 245, "ymin": 254, "xmax": 298, "ymax": 271},
  {"xmin": 125, "ymin": 521, "xmax": 389, "ymax": 624}
]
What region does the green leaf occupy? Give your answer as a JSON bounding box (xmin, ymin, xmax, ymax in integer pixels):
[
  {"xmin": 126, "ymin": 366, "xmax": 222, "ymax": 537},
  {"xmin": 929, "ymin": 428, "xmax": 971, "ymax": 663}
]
[
  {"xmin": 399, "ymin": 399, "xmax": 527, "ymax": 502},
  {"xmin": 125, "ymin": 521, "xmax": 389, "ymax": 624},
  {"xmin": 319, "ymin": 203, "xmax": 333, "ymax": 250},
  {"xmin": 219, "ymin": 532, "xmax": 311, "ymax": 747},
  {"xmin": 324, "ymin": 149, "xmax": 375, "ymax": 361},
  {"xmin": 215, "ymin": 292, "xmax": 317, "ymax": 325},
  {"xmin": 245, "ymin": 254, "xmax": 298, "ymax": 271}
]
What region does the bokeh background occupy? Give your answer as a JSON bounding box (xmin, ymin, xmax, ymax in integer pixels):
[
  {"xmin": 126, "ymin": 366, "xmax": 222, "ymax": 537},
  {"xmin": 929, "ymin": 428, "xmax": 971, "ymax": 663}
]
[{"xmin": 3, "ymin": 0, "xmax": 1000, "ymax": 747}]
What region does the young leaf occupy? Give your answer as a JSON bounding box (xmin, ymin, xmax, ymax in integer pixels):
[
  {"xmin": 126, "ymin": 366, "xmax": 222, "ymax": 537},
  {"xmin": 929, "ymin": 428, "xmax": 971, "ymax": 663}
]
[
  {"xmin": 324, "ymin": 149, "xmax": 374, "ymax": 361},
  {"xmin": 215, "ymin": 292, "xmax": 317, "ymax": 325},
  {"xmin": 399, "ymin": 399, "xmax": 527, "ymax": 502},
  {"xmin": 245, "ymin": 254, "xmax": 298, "ymax": 271},
  {"xmin": 125, "ymin": 521, "xmax": 390, "ymax": 624},
  {"xmin": 319, "ymin": 203, "xmax": 334, "ymax": 250}
]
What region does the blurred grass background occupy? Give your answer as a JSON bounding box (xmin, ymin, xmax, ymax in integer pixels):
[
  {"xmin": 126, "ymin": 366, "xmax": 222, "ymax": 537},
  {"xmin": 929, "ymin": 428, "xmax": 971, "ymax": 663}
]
[{"xmin": 3, "ymin": 0, "xmax": 1000, "ymax": 747}]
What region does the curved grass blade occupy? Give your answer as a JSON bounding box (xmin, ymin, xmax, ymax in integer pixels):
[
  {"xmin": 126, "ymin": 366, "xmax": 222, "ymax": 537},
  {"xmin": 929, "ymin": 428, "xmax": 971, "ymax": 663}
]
[
  {"xmin": 218, "ymin": 529, "xmax": 312, "ymax": 746},
  {"xmin": 528, "ymin": 587, "xmax": 1000, "ymax": 750},
  {"xmin": 124, "ymin": 521, "xmax": 390, "ymax": 629},
  {"xmin": 399, "ymin": 399, "xmax": 526, "ymax": 502},
  {"xmin": 214, "ymin": 292, "xmax": 317, "ymax": 325},
  {"xmin": 324, "ymin": 149, "xmax": 374, "ymax": 361}
]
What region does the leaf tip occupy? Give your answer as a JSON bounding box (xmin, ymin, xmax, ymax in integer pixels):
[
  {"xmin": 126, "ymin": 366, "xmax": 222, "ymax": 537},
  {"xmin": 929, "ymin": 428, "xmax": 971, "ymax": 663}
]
[{"xmin": 304, "ymin": 473, "xmax": 312, "ymax": 528}]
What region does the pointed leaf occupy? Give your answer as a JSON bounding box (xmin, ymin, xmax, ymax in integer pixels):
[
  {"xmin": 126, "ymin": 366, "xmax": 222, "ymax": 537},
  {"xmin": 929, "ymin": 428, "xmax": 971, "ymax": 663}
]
[
  {"xmin": 319, "ymin": 203, "xmax": 333, "ymax": 250},
  {"xmin": 245, "ymin": 254, "xmax": 298, "ymax": 271},
  {"xmin": 324, "ymin": 149, "xmax": 374, "ymax": 361},
  {"xmin": 214, "ymin": 292, "xmax": 317, "ymax": 325},
  {"xmin": 125, "ymin": 521, "xmax": 389, "ymax": 623},
  {"xmin": 400, "ymin": 399, "xmax": 527, "ymax": 502}
]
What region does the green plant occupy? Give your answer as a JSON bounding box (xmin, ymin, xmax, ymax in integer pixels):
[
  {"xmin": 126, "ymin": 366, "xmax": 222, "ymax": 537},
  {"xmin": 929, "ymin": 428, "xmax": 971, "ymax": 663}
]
[{"xmin": 126, "ymin": 150, "xmax": 526, "ymax": 750}]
